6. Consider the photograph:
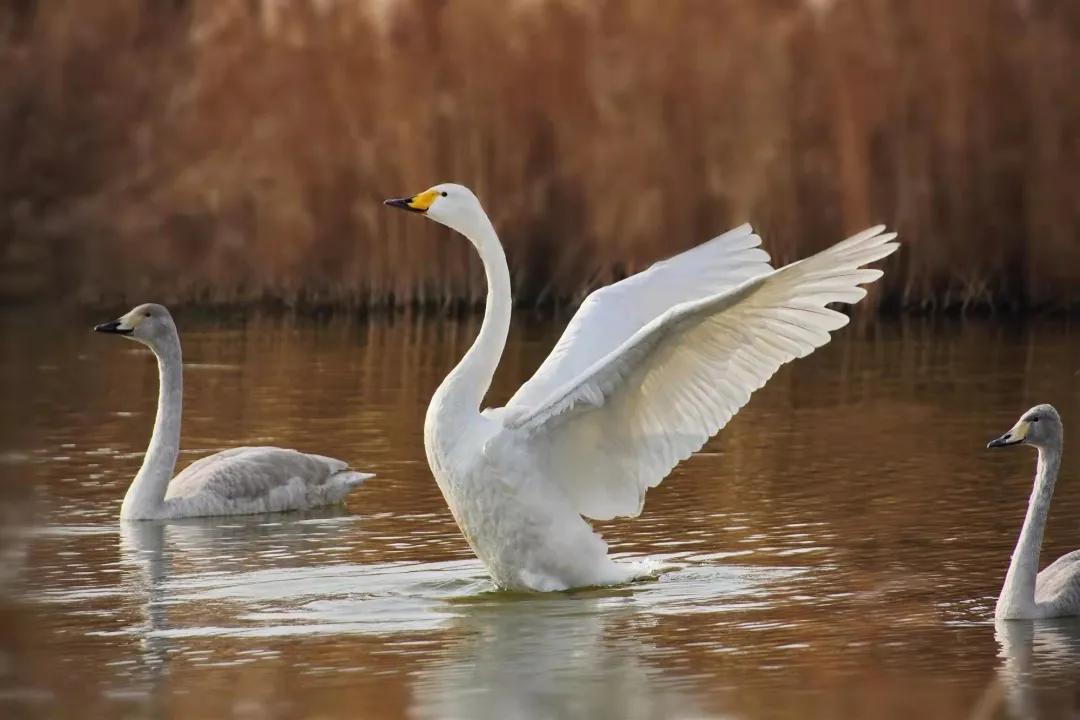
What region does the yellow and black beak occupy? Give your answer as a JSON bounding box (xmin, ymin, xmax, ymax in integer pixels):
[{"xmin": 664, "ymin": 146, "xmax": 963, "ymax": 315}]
[
  {"xmin": 987, "ymin": 420, "xmax": 1029, "ymax": 448},
  {"xmin": 384, "ymin": 188, "xmax": 439, "ymax": 214}
]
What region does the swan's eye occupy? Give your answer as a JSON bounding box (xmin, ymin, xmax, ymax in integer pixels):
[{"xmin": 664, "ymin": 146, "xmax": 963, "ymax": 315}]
[
  {"xmin": 144, "ymin": 311, "xmax": 152, "ymax": 318},
  {"xmin": 1030, "ymin": 417, "xmax": 1039, "ymax": 423},
  {"xmin": 440, "ymin": 191, "xmax": 448, "ymax": 197}
]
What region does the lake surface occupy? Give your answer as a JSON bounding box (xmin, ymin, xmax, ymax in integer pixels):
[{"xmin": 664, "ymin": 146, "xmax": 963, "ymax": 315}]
[{"xmin": 2, "ymin": 309, "xmax": 1079, "ymax": 719}]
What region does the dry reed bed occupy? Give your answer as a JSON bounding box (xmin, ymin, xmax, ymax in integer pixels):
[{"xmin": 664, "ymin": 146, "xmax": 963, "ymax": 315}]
[{"xmin": 0, "ymin": 0, "xmax": 1077, "ymax": 313}]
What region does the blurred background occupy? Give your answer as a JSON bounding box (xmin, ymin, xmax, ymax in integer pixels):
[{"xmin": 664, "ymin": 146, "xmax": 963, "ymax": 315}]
[
  {"xmin": 4, "ymin": 3, "xmax": 1080, "ymax": 718},
  {"xmin": 1, "ymin": 0, "xmax": 1077, "ymax": 314}
]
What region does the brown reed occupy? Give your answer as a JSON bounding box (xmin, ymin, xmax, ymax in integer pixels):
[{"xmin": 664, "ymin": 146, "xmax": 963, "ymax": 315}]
[{"xmin": 1, "ymin": 0, "xmax": 1077, "ymax": 313}]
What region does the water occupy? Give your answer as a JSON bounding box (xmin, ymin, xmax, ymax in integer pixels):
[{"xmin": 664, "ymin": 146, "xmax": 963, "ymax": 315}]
[{"xmin": 2, "ymin": 309, "xmax": 1079, "ymax": 719}]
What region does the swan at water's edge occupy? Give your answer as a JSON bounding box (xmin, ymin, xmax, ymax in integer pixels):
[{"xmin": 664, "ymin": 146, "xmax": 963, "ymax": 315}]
[
  {"xmin": 95, "ymin": 303, "xmax": 371, "ymax": 519},
  {"xmin": 385, "ymin": 182, "xmax": 897, "ymax": 591}
]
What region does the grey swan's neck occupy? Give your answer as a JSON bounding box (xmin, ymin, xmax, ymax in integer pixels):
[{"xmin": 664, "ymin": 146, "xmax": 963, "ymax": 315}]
[
  {"xmin": 996, "ymin": 444, "xmax": 1061, "ymax": 618},
  {"xmin": 120, "ymin": 334, "xmax": 183, "ymax": 519}
]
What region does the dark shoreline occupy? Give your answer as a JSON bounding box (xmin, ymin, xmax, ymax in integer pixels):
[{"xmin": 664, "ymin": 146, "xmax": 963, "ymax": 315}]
[{"xmin": 7, "ymin": 296, "xmax": 1080, "ymax": 329}]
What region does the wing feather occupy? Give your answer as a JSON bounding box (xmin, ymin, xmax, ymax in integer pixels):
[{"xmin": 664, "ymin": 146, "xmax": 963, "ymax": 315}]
[
  {"xmin": 506, "ymin": 224, "xmax": 774, "ymax": 412},
  {"xmin": 166, "ymin": 446, "xmax": 355, "ymax": 501},
  {"xmin": 502, "ymin": 226, "xmax": 898, "ymax": 520}
]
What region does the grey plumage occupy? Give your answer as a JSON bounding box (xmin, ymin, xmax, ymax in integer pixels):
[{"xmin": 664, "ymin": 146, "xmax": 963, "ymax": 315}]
[{"xmin": 94, "ymin": 303, "xmax": 372, "ymax": 520}]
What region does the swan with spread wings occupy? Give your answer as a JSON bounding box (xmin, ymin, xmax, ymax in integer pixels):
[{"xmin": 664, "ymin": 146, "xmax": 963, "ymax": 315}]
[{"xmin": 386, "ymin": 183, "xmax": 898, "ymax": 591}]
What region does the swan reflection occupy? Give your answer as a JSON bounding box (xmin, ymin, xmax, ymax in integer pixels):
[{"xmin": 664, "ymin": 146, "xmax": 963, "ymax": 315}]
[
  {"xmin": 410, "ymin": 590, "xmax": 715, "ymax": 720},
  {"xmin": 991, "ymin": 618, "xmax": 1080, "ymax": 719}
]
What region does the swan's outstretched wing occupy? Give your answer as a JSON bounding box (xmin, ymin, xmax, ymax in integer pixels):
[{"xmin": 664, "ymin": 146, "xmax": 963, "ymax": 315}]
[
  {"xmin": 501, "ymin": 226, "xmax": 897, "ymax": 521},
  {"xmin": 166, "ymin": 446, "xmax": 371, "ymax": 503},
  {"xmin": 505, "ymin": 224, "xmax": 773, "ymax": 411}
]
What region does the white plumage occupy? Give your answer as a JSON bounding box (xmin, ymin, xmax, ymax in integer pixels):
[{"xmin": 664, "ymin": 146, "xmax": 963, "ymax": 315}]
[
  {"xmin": 386, "ymin": 183, "xmax": 898, "ymax": 591},
  {"xmin": 94, "ymin": 304, "xmax": 371, "ymax": 520}
]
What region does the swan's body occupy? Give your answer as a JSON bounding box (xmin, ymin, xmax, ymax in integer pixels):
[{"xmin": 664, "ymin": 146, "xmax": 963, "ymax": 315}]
[
  {"xmin": 95, "ymin": 304, "xmax": 371, "ymax": 520},
  {"xmin": 386, "ymin": 183, "xmax": 898, "ymax": 591},
  {"xmin": 989, "ymin": 405, "xmax": 1080, "ymax": 619}
]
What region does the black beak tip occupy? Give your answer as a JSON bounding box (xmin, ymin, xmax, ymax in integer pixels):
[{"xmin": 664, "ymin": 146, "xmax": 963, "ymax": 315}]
[
  {"xmin": 94, "ymin": 320, "xmax": 130, "ymax": 335},
  {"xmin": 384, "ymin": 197, "xmax": 420, "ymax": 212}
]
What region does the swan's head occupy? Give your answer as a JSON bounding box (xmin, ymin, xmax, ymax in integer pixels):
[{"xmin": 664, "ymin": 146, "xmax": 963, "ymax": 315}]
[
  {"xmin": 987, "ymin": 404, "xmax": 1062, "ymax": 450},
  {"xmin": 94, "ymin": 303, "xmax": 177, "ymax": 350},
  {"xmin": 384, "ymin": 183, "xmax": 486, "ymax": 238}
]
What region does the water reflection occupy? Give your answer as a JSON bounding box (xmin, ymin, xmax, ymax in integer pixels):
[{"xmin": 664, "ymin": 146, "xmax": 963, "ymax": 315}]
[
  {"xmin": 110, "ymin": 510, "xmax": 789, "ymax": 720},
  {"xmin": 410, "ymin": 593, "xmax": 713, "ymax": 720},
  {"xmin": 114, "ymin": 522, "xmax": 170, "ymax": 713},
  {"xmin": 989, "ymin": 619, "xmax": 1080, "ymax": 720}
]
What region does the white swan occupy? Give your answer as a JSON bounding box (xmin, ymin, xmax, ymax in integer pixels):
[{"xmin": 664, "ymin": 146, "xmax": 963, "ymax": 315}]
[
  {"xmin": 94, "ymin": 303, "xmax": 372, "ymax": 519},
  {"xmin": 385, "ymin": 183, "xmax": 898, "ymax": 591},
  {"xmin": 988, "ymin": 404, "xmax": 1080, "ymax": 619}
]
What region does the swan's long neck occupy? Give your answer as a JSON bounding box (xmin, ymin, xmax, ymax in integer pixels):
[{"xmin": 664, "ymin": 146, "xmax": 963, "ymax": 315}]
[
  {"xmin": 426, "ymin": 213, "xmax": 512, "ymax": 446},
  {"xmin": 120, "ymin": 334, "xmax": 183, "ymax": 519},
  {"xmin": 997, "ymin": 444, "xmax": 1061, "ymax": 617}
]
